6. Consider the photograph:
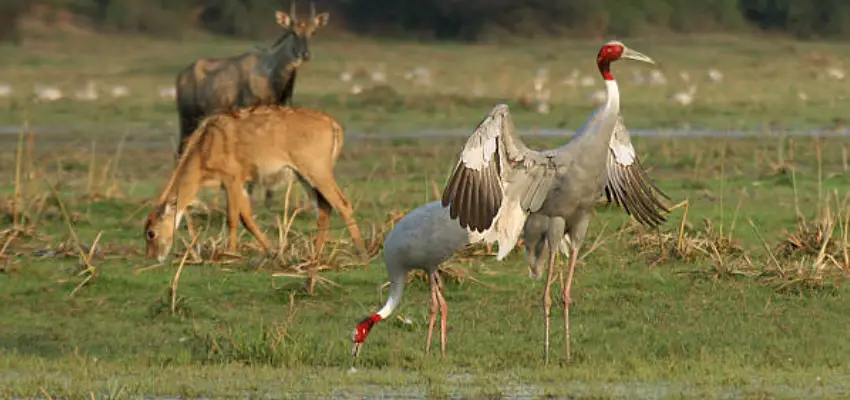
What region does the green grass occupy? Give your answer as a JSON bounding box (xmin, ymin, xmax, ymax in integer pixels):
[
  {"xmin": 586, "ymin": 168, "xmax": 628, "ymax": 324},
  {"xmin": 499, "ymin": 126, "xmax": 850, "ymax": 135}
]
[
  {"xmin": 2, "ymin": 32, "xmax": 850, "ymax": 137},
  {"xmin": 2, "ymin": 31, "xmax": 850, "ymax": 398},
  {"xmin": 2, "ymin": 123, "xmax": 850, "ymax": 398}
]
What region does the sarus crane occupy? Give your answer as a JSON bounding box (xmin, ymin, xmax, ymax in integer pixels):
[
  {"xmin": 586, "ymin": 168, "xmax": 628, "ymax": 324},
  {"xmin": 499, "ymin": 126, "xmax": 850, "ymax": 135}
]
[
  {"xmin": 440, "ymin": 40, "xmax": 671, "ymax": 364},
  {"xmin": 351, "ymin": 201, "xmax": 486, "ymax": 360}
]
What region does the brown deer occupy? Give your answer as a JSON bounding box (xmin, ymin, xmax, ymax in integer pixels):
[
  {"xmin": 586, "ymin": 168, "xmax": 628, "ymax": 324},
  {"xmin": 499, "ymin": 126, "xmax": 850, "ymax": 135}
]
[{"xmin": 144, "ymin": 105, "xmax": 366, "ymax": 262}]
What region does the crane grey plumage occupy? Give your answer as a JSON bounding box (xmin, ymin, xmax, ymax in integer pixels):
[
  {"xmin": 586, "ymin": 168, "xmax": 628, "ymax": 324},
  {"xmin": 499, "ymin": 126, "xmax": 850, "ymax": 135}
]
[
  {"xmin": 351, "ymin": 201, "xmax": 485, "ymax": 360},
  {"xmin": 441, "ymin": 41, "xmax": 670, "ymax": 364}
]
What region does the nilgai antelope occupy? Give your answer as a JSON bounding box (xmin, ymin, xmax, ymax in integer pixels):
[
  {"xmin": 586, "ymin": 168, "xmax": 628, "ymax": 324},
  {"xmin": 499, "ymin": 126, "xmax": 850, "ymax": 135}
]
[
  {"xmin": 175, "ymin": 2, "xmax": 329, "ymax": 206},
  {"xmin": 144, "ymin": 105, "xmax": 367, "ymax": 262}
]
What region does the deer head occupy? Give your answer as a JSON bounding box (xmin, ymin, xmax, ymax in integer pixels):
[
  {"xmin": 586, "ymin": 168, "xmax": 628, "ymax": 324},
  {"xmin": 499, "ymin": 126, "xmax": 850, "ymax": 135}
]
[
  {"xmin": 144, "ymin": 199, "xmax": 178, "ymax": 262},
  {"xmin": 272, "ymin": 1, "xmax": 329, "ymax": 62}
]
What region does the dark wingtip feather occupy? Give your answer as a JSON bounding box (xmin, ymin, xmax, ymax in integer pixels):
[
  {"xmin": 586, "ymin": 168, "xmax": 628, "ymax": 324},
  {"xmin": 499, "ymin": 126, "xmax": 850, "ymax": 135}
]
[{"xmin": 606, "ymin": 155, "xmax": 674, "ymax": 229}]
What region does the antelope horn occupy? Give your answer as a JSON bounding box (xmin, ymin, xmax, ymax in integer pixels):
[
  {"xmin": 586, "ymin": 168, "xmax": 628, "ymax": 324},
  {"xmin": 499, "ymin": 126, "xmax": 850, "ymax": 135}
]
[
  {"xmin": 310, "ymin": 1, "xmax": 316, "ymax": 19},
  {"xmin": 290, "ymin": 1, "xmax": 296, "ymax": 19}
]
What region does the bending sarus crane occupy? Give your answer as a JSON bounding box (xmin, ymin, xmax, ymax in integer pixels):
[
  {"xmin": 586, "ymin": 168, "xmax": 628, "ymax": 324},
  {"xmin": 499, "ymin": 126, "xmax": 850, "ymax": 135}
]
[
  {"xmin": 351, "ymin": 201, "xmax": 485, "ymax": 360},
  {"xmin": 440, "ymin": 41, "xmax": 671, "ymax": 364}
]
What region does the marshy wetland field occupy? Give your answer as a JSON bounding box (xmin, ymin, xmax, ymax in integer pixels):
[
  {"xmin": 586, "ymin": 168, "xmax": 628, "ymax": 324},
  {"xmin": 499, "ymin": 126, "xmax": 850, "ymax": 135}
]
[{"xmin": 2, "ymin": 32, "xmax": 850, "ymax": 399}]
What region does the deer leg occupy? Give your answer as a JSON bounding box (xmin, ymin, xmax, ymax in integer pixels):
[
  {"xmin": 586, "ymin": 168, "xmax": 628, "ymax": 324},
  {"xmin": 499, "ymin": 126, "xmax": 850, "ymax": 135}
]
[
  {"xmin": 185, "ymin": 213, "xmax": 196, "ymax": 239},
  {"xmin": 313, "ymin": 191, "xmax": 332, "ymax": 256},
  {"xmin": 309, "ymin": 177, "xmax": 367, "ymax": 257},
  {"xmin": 264, "ymin": 188, "xmax": 276, "ymax": 211},
  {"xmin": 235, "ymin": 186, "xmax": 271, "ymax": 252},
  {"xmin": 223, "ymin": 180, "xmax": 242, "ymax": 253}
]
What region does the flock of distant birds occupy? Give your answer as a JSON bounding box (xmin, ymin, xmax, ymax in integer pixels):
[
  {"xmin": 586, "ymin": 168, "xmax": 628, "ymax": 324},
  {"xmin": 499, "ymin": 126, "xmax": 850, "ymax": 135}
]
[
  {"xmin": 0, "ymin": 81, "xmax": 177, "ymax": 102},
  {"xmin": 338, "ymin": 62, "xmax": 847, "ymax": 111},
  {"xmin": 340, "ymin": 65, "xmax": 722, "ymax": 109},
  {"xmin": 1, "ymin": 63, "xmax": 845, "ymax": 110}
]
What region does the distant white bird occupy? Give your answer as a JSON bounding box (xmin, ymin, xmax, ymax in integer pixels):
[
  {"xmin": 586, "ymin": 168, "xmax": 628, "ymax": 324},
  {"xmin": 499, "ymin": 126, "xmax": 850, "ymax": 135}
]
[
  {"xmin": 350, "ymin": 84, "xmax": 363, "ymax": 95},
  {"xmin": 678, "ymin": 71, "xmax": 690, "ymax": 83},
  {"xmin": 534, "ymin": 88, "xmax": 551, "ymax": 115},
  {"xmin": 648, "ymin": 69, "xmax": 667, "ymax": 85},
  {"xmin": 670, "ymin": 85, "xmax": 697, "ymax": 106},
  {"xmin": 630, "ymin": 70, "xmax": 646, "ymax": 85},
  {"xmin": 407, "ymin": 66, "xmax": 433, "ymax": 87},
  {"xmin": 707, "ymin": 68, "xmax": 723, "ymax": 83},
  {"xmin": 74, "ymin": 81, "xmax": 98, "ymax": 101},
  {"xmin": 579, "ymin": 75, "xmax": 596, "ymax": 87},
  {"xmin": 0, "ymin": 83, "xmax": 12, "ymax": 97},
  {"xmin": 588, "ymin": 89, "xmax": 607, "ymax": 104},
  {"xmin": 339, "ymin": 71, "xmax": 353, "ymax": 82},
  {"xmin": 34, "ymin": 85, "xmax": 63, "ymax": 101},
  {"xmin": 110, "ymin": 85, "xmax": 129, "ymax": 98},
  {"xmin": 797, "ymin": 91, "xmax": 808, "ymax": 102},
  {"xmin": 370, "ymin": 63, "xmax": 387, "ymax": 83},
  {"xmin": 158, "ymin": 86, "xmax": 176, "ymax": 100},
  {"xmin": 827, "ymin": 67, "xmax": 845, "ymax": 81},
  {"xmin": 560, "ymin": 69, "xmax": 581, "ymax": 87},
  {"xmin": 533, "ymin": 67, "xmax": 549, "ymax": 92},
  {"xmin": 471, "ymin": 77, "xmax": 485, "ymax": 98},
  {"xmin": 352, "ymin": 201, "xmax": 485, "ymax": 360}
]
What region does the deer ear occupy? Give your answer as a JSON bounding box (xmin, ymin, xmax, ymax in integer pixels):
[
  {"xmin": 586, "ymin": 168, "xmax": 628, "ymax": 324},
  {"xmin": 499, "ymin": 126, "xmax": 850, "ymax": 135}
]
[
  {"xmin": 313, "ymin": 12, "xmax": 329, "ymax": 28},
  {"xmin": 164, "ymin": 197, "xmax": 177, "ymax": 215},
  {"xmin": 275, "ymin": 11, "xmax": 293, "ymax": 28}
]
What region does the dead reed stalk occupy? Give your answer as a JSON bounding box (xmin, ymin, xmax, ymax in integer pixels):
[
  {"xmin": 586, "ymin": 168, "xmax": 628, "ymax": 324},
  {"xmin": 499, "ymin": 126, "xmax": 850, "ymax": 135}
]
[
  {"xmin": 171, "ymin": 230, "xmax": 201, "ymax": 315},
  {"xmin": 12, "ymin": 121, "xmax": 26, "ymax": 228},
  {"xmin": 45, "ymin": 178, "xmax": 101, "ymax": 295}
]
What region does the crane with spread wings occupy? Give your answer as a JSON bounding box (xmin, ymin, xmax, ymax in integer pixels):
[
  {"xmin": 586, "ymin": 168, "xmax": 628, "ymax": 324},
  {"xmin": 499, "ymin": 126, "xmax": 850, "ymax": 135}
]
[{"xmin": 441, "ymin": 41, "xmax": 672, "ymax": 364}]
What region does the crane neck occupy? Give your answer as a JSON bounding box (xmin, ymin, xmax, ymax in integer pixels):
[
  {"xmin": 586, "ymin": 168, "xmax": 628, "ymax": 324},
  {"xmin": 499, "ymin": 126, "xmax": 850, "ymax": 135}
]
[
  {"xmin": 352, "ymin": 276, "xmax": 406, "ymax": 344},
  {"xmin": 598, "ymin": 60, "xmax": 614, "ymax": 81},
  {"xmin": 377, "ymin": 278, "xmax": 404, "ymax": 319},
  {"xmin": 604, "ymin": 79, "xmax": 620, "ymax": 115}
]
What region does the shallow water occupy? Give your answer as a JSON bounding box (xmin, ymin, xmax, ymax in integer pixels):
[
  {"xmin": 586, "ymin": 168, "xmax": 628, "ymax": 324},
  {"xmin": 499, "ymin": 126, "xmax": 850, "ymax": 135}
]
[
  {"xmin": 2, "ymin": 368, "xmax": 847, "ymax": 399},
  {"xmin": 91, "ymin": 379, "xmax": 850, "ymax": 399}
]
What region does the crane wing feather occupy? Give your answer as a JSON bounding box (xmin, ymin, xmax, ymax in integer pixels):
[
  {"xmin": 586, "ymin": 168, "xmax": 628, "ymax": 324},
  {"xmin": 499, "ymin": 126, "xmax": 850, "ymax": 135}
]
[
  {"xmin": 605, "ymin": 117, "xmax": 671, "ymax": 228},
  {"xmin": 441, "ymin": 104, "xmax": 557, "ymax": 260}
]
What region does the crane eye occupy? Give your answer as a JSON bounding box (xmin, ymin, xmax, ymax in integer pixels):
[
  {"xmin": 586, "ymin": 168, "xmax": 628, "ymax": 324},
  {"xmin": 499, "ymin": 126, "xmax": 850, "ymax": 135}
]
[{"xmin": 146, "ymin": 230, "xmax": 156, "ymax": 240}]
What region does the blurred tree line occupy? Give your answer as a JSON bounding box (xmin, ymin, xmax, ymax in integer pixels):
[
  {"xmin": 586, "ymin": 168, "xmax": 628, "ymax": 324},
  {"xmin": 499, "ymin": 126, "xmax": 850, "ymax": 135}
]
[{"xmin": 2, "ymin": 0, "xmax": 850, "ymax": 43}]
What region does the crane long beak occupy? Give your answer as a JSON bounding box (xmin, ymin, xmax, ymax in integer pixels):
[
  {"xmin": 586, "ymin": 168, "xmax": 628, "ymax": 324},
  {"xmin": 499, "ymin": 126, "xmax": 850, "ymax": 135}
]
[{"xmin": 623, "ymin": 48, "xmax": 655, "ymax": 65}]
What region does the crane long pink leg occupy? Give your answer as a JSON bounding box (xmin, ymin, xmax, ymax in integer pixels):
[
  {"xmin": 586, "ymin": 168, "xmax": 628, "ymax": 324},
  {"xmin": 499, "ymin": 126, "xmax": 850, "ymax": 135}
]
[
  {"xmin": 435, "ymin": 273, "xmax": 448, "ymax": 359},
  {"xmin": 542, "ymin": 244, "xmax": 558, "ymax": 364},
  {"xmin": 426, "ymin": 273, "xmax": 439, "ymax": 355},
  {"xmin": 562, "ymin": 247, "xmax": 580, "ymax": 364}
]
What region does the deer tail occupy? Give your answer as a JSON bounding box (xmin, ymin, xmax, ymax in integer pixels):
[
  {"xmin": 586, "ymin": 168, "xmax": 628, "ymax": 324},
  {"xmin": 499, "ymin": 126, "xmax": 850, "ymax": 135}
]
[{"xmin": 331, "ymin": 120, "xmax": 344, "ymax": 163}]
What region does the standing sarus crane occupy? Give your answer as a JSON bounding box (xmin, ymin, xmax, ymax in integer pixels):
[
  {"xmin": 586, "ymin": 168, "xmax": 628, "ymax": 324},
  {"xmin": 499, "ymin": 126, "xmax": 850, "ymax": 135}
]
[{"xmin": 440, "ymin": 41, "xmax": 671, "ymax": 364}]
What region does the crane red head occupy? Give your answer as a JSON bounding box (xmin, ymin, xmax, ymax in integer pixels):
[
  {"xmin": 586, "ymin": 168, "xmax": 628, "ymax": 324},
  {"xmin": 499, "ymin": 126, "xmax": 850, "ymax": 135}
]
[
  {"xmin": 351, "ymin": 314, "xmax": 383, "ymax": 358},
  {"xmin": 597, "ymin": 40, "xmax": 655, "ymax": 81}
]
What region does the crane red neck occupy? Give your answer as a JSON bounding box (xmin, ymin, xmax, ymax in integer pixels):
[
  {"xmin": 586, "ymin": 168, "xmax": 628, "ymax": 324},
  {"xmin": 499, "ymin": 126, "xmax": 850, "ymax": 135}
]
[
  {"xmin": 597, "ymin": 44, "xmax": 624, "ymax": 81},
  {"xmin": 353, "ymin": 314, "xmax": 382, "ymax": 343},
  {"xmin": 598, "ymin": 62, "xmax": 613, "ymax": 81}
]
